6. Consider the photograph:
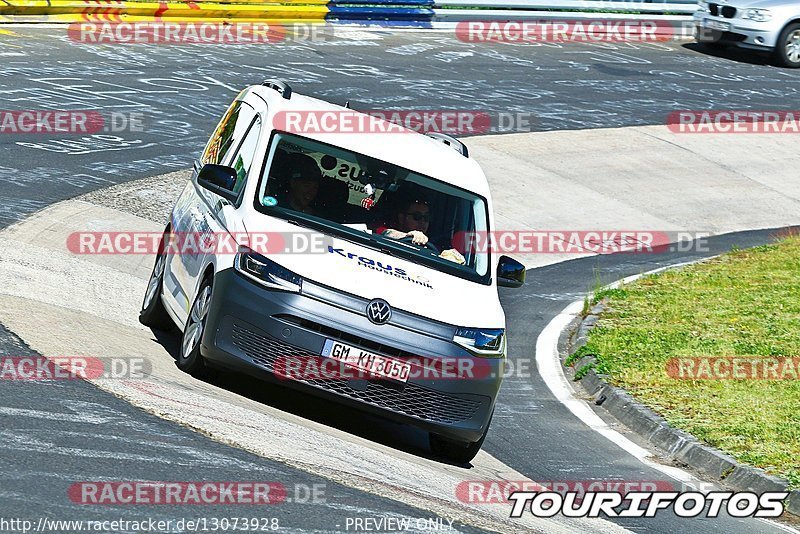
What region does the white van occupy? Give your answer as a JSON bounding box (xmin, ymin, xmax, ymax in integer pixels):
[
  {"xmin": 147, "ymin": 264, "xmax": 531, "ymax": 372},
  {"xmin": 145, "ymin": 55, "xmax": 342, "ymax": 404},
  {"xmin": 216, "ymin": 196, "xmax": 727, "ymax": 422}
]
[{"xmin": 139, "ymin": 80, "xmax": 526, "ymax": 463}]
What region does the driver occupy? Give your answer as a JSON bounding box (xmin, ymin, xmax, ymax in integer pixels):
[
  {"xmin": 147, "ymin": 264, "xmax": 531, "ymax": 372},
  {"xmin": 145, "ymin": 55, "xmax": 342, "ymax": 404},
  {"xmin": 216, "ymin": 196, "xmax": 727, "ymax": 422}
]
[
  {"xmin": 378, "ymin": 197, "xmax": 431, "ymax": 246},
  {"xmin": 377, "ymin": 196, "xmax": 466, "ymax": 265}
]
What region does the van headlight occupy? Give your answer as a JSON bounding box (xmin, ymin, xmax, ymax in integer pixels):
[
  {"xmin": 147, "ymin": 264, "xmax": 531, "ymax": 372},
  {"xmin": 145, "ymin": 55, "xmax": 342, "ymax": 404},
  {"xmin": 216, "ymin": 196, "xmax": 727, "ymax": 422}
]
[
  {"xmin": 743, "ymin": 8, "xmax": 771, "ymax": 22},
  {"xmin": 235, "ymin": 249, "xmax": 302, "ymax": 292},
  {"xmin": 454, "ymin": 328, "xmax": 505, "ymax": 357}
]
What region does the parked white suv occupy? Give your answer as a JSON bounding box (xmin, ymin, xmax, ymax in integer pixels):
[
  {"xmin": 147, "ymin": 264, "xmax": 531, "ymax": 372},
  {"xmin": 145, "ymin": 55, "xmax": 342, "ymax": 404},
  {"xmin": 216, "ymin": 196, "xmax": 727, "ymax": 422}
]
[{"xmin": 139, "ymin": 80, "xmax": 525, "ymax": 463}]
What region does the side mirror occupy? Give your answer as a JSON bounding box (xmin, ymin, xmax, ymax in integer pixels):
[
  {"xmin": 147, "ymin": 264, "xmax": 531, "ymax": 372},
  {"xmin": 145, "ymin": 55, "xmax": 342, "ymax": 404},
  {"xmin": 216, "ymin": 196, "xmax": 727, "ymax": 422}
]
[
  {"xmin": 497, "ymin": 255, "xmax": 525, "ymax": 288},
  {"xmin": 197, "ymin": 164, "xmax": 239, "ymax": 203}
]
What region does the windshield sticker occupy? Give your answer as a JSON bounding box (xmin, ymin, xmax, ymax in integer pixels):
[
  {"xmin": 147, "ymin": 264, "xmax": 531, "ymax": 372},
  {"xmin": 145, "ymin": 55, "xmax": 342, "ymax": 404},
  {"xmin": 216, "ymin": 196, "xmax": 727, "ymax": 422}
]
[
  {"xmin": 328, "ymin": 246, "xmax": 434, "ymax": 290},
  {"xmin": 263, "ymin": 196, "xmax": 278, "ymax": 207}
]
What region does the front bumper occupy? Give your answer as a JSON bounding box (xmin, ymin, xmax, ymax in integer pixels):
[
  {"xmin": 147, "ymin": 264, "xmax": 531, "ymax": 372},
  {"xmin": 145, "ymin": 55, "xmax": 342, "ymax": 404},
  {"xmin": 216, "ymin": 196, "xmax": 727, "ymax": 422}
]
[
  {"xmin": 200, "ymin": 268, "xmax": 501, "ymax": 443},
  {"xmin": 694, "ymin": 13, "xmax": 782, "ymax": 50}
]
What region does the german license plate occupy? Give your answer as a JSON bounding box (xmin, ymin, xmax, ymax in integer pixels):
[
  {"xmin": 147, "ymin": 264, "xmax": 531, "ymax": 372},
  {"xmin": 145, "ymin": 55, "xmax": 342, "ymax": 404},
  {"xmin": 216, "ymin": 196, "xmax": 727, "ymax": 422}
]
[
  {"xmin": 703, "ymin": 19, "xmax": 731, "ymax": 31},
  {"xmin": 321, "ymin": 339, "xmax": 411, "ymax": 383}
]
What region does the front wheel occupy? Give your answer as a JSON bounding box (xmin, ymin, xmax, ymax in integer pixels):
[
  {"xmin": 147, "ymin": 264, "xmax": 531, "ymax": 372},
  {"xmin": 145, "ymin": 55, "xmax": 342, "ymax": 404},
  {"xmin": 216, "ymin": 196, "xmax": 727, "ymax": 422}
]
[
  {"xmin": 775, "ymin": 23, "xmax": 800, "ymax": 68},
  {"xmin": 178, "ymin": 277, "xmax": 216, "ymax": 379},
  {"xmin": 429, "ymin": 409, "xmax": 494, "ymax": 464}
]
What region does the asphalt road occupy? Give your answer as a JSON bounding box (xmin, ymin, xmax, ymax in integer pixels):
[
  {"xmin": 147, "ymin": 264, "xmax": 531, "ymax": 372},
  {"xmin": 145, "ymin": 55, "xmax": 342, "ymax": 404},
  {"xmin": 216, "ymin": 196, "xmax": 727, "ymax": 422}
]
[
  {"xmin": 1, "ymin": 25, "xmax": 799, "ymax": 229},
  {"xmin": 1, "ymin": 25, "xmax": 798, "ymax": 533}
]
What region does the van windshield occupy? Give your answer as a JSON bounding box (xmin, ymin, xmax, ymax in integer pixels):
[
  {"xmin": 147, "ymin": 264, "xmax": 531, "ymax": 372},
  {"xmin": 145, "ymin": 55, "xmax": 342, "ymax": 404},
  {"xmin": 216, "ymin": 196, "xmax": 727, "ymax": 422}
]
[{"xmin": 254, "ymin": 132, "xmax": 490, "ymax": 283}]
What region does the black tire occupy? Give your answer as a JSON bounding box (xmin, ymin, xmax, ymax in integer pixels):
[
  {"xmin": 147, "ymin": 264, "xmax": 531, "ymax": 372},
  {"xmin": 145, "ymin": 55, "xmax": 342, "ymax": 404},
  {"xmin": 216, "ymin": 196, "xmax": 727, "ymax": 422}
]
[
  {"xmin": 177, "ymin": 276, "xmax": 217, "ymax": 379},
  {"xmin": 139, "ymin": 230, "xmax": 174, "ymax": 330},
  {"xmin": 429, "ymin": 410, "xmax": 493, "ymax": 464},
  {"xmin": 775, "ymin": 23, "xmax": 800, "ymax": 68}
]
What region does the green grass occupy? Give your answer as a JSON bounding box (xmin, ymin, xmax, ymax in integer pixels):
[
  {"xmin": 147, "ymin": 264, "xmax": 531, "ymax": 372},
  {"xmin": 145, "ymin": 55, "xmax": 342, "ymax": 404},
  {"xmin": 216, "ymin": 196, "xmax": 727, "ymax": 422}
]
[{"xmin": 576, "ymin": 236, "xmax": 800, "ymax": 488}]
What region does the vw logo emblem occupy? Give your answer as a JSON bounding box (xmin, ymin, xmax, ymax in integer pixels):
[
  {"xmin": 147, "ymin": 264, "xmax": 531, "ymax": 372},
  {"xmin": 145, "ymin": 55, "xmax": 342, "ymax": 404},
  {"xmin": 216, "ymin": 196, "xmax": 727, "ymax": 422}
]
[{"xmin": 366, "ymin": 299, "xmax": 392, "ymax": 325}]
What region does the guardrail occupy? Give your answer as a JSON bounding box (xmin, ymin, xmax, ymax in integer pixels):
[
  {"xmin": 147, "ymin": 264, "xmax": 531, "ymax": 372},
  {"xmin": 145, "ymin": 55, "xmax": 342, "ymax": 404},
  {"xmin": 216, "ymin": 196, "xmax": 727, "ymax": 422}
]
[
  {"xmin": 438, "ymin": 0, "xmax": 696, "ymax": 7},
  {"xmin": 0, "ymin": 0, "xmax": 331, "ymax": 23},
  {"xmin": 328, "ymin": 0, "xmax": 435, "ymax": 21},
  {"xmin": 0, "ymin": 0, "xmax": 697, "ymax": 24},
  {"xmin": 437, "ymin": 0, "xmax": 697, "ymax": 13},
  {"xmin": 326, "ymin": 0, "xmax": 697, "ymax": 21}
]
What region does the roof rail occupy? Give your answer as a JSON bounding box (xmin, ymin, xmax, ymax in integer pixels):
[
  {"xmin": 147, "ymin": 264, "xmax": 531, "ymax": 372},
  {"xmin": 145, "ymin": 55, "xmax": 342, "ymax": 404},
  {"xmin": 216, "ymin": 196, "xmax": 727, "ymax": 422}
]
[
  {"xmin": 262, "ymin": 79, "xmax": 292, "ymax": 100},
  {"xmin": 427, "ymin": 132, "xmax": 469, "ymax": 158}
]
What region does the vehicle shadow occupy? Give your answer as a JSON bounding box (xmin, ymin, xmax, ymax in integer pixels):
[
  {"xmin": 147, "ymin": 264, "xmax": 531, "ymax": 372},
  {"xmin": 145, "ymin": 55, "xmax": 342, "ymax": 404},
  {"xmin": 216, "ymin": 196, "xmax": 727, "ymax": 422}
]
[
  {"xmin": 683, "ymin": 42, "xmax": 776, "ymax": 67},
  {"xmin": 151, "ymin": 327, "xmax": 181, "ymax": 359},
  {"xmin": 149, "ymin": 326, "xmax": 473, "ymax": 468}
]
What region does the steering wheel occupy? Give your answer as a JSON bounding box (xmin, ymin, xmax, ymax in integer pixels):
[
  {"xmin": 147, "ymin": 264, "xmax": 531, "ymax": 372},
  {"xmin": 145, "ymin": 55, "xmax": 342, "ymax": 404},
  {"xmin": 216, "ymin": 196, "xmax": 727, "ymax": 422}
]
[{"xmin": 398, "ymin": 234, "xmax": 440, "ymax": 254}]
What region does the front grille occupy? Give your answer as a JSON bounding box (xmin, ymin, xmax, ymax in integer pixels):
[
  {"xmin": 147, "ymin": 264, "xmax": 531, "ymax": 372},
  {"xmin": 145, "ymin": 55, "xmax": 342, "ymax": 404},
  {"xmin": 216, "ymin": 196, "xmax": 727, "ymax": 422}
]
[
  {"xmin": 230, "ymin": 322, "xmax": 481, "ymax": 425},
  {"xmin": 275, "ymin": 315, "xmax": 424, "ymax": 360},
  {"xmin": 709, "ymin": 4, "xmax": 737, "ymax": 18}
]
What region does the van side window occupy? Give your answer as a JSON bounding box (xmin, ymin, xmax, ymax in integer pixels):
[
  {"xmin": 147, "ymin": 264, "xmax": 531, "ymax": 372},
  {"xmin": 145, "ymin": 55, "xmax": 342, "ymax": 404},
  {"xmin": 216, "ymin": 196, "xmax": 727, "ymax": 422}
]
[
  {"xmin": 229, "ymin": 116, "xmax": 262, "ymax": 197},
  {"xmin": 202, "ymin": 101, "xmax": 240, "ymax": 165},
  {"xmin": 201, "ymin": 101, "xmax": 257, "ymax": 167}
]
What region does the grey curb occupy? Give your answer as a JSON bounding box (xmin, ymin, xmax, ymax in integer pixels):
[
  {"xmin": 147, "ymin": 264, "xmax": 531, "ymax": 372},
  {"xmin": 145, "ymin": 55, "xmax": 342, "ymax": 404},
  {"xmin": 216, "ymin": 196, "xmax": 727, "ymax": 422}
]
[{"xmin": 560, "ymin": 308, "xmax": 800, "ymax": 517}]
